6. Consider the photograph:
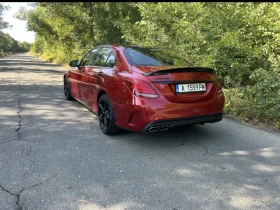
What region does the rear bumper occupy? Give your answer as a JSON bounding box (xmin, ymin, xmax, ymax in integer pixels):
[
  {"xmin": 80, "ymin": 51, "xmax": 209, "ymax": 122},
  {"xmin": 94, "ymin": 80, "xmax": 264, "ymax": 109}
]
[
  {"xmin": 141, "ymin": 112, "xmax": 223, "ymax": 133},
  {"xmin": 114, "ymin": 91, "xmax": 225, "ymax": 133}
]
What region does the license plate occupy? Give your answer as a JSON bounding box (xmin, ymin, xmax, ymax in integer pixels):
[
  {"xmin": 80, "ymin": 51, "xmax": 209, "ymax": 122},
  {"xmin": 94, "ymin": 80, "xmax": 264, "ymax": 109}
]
[{"xmin": 176, "ymin": 83, "xmax": 206, "ymax": 93}]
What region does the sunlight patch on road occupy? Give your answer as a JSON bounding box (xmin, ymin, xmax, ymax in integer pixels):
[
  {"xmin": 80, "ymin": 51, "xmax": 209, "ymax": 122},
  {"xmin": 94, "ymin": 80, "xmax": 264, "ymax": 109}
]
[
  {"xmin": 243, "ymin": 184, "xmax": 262, "ymax": 190},
  {"xmin": 177, "ymin": 168, "xmax": 197, "ymax": 176},
  {"xmin": 220, "ymin": 150, "xmax": 250, "ymax": 156},
  {"xmin": 219, "ymin": 147, "xmax": 278, "ymax": 158},
  {"xmin": 79, "ymin": 201, "xmax": 142, "ymax": 210},
  {"xmin": 251, "ymin": 164, "xmax": 280, "ymax": 173},
  {"xmin": 258, "ymin": 148, "xmax": 278, "ymax": 158},
  {"xmin": 230, "ymin": 194, "xmax": 258, "ymax": 209}
]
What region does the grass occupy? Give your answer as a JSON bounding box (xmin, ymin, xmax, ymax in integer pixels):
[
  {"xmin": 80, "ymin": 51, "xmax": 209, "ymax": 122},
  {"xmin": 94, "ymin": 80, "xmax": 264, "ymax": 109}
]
[{"xmin": 28, "ymin": 51, "xmax": 70, "ymax": 68}]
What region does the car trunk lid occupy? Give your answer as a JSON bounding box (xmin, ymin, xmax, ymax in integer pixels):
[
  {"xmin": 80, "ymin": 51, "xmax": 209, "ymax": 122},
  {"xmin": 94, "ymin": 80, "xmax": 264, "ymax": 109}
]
[{"xmin": 132, "ymin": 66, "xmax": 218, "ymax": 103}]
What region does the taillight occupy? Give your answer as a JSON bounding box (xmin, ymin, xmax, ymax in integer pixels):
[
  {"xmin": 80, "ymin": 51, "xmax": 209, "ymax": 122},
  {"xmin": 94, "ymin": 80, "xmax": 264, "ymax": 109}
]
[{"xmin": 125, "ymin": 79, "xmax": 159, "ymax": 99}]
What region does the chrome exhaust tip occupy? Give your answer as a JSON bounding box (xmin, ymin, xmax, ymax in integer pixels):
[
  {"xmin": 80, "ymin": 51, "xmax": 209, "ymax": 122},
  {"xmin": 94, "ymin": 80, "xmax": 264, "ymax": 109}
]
[
  {"xmin": 147, "ymin": 125, "xmax": 171, "ymax": 132},
  {"xmin": 147, "ymin": 126, "xmax": 159, "ymax": 132},
  {"xmin": 159, "ymin": 125, "xmax": 171, "ymax": 131}
]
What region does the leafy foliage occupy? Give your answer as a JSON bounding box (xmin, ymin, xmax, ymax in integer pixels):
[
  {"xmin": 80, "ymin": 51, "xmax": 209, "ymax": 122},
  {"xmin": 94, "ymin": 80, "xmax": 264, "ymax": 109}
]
[
  {"xmin": 0, "ymin": 3, "xmax": 10, "ymax": 30},
  {"xmin": 0, "ymin": 3, "xmax": 30, "ymax": 56},
  {"xmin": 17, "ymin": 2, "xmax": 140, "ymax": 63}
]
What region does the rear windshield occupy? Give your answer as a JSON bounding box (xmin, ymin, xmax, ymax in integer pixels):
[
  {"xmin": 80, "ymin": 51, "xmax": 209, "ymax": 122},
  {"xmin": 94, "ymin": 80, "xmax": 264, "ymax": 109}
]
[{"xmin": 124, "ymin": 47, "xmax": 194, "ymax": 66}]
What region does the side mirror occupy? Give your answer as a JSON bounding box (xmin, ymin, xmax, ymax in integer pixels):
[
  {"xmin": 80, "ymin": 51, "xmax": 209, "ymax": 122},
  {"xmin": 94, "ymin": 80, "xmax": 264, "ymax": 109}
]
[{"xmin": 69, "ymin": 60, "xmax": 79, "ymax": 67}]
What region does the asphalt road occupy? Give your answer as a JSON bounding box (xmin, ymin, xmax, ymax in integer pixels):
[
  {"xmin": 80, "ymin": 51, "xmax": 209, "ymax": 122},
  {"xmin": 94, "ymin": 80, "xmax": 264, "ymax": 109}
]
[{"xmin": 0, "ymin": 53, "xmax": 280, "ymax": 210}]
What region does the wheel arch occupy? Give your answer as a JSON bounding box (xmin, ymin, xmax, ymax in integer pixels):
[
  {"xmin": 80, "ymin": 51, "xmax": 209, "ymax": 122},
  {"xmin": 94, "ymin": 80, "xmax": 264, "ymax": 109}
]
[
  {"xmin": 97, "ymin": 90, "xmax": 107, "ymax": 104},
  {"xmin": 63, "ymin": 72, "xmax": 68, "ymax": 81}
]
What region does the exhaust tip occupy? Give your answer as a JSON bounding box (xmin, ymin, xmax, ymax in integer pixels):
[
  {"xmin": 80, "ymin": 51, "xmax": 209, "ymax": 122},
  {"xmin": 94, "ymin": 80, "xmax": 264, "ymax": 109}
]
[
  {"xmin": 159, "ymin": 125, "xmax": 171, "ymax": 131},
  {"xmin": 147, "ymin": 126, "xmax": 159, "ymax": 132},
  {"xmin": 146, "ymin": 124, "xmax": 172, "ymax": 132},
  {"xmin": 147, "ymin": 125, "xmax": 171, "ymax": 132}
]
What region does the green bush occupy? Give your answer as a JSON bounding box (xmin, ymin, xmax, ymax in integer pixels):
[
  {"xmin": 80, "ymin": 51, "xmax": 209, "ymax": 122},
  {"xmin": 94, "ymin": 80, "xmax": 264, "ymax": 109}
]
[{"xmin": 248, "ymin": 69, "xmax": 280, "ymax": 122}]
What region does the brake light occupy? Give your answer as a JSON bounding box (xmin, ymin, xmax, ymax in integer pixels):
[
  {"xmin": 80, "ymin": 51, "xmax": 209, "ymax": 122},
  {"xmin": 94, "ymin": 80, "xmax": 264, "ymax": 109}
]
[{"xmin": 125, "ymin": 79, "xmax": 159, "ymax": 99}]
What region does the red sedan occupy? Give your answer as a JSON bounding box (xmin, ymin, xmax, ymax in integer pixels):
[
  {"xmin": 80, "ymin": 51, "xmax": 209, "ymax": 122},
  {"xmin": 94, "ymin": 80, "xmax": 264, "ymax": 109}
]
[{"xmin": 63, "ymin": 44, "xmax": 225, "ymax": 135}]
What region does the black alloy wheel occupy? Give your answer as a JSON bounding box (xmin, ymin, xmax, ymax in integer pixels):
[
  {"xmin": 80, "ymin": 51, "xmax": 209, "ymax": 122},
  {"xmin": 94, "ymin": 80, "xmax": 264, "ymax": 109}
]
[
  {"xmin": 98, "ymin": 94, "xmax": 121, "ymax": 135},
  {"xmin": 64, "ymin": 77, "xmax": 74, "ymax": 101}
]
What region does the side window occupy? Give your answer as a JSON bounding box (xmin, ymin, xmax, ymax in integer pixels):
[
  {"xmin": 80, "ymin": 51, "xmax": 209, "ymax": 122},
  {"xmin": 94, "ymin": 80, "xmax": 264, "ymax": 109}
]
[
  {"xmin": 79, "ymin": 48, "xmax": 99, "ymax": 66},
  {"xmin": 93, "ymin": 47, "xmax": 113, "ymax": 67},
  {"xmin": 105, "ymin": 51, "xmax": 116, "ymax": 68},
  {"xmin": 79, "ymin": 52, "xmax": 91, "ymax": 66}
]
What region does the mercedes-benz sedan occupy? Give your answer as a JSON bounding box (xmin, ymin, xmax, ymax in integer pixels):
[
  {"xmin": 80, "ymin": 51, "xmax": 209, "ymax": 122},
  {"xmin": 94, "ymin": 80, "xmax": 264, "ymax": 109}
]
[{"xmin": 63, "ymin": 44, "xmax": 225, "ymax": 135}]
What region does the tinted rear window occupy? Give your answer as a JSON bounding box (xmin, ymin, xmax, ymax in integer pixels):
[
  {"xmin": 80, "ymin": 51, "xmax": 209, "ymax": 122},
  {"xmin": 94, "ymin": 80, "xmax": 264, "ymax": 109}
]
[{"xmin": 124, "ymin": 47, "xmax": 194, "ymax": 66}]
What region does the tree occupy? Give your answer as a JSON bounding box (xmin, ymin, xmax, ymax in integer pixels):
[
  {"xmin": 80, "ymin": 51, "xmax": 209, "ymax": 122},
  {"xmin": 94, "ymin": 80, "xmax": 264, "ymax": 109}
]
[
  {"xmin": 0, "ymin": 3, "xmax": 30, "ymax": 54},
  {"xmin": 0, "ymin": 3, "xmax": 10, "ymax": 29}
]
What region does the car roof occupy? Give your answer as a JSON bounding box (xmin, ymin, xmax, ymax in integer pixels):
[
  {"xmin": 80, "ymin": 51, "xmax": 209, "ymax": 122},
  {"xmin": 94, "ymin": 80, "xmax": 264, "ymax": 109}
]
[{"xmin": 97, "ymin": 44, "xmax": 160, "ymax": 50}]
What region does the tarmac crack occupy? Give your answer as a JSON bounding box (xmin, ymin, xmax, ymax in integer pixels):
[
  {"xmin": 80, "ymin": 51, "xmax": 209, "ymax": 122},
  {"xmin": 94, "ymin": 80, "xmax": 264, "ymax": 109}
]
[
  {"xmin": 12, "ymin": 75, "xmax": 31, "ymax": 144},
  {"xmin": 26, "ymin": 146, "xmax": 35, "ymax": 175},
  {"xmin": 0, "ymin": 174, "xmax": 57, "ymax": 210},
  {"xmin": 0, "ymin": 139, "xmax": 19, "ymax": 145},
  {"xmin": 0, "ymin": 184, "xmax": 17, "ymax": 197},
  {"xmin": 15, "ymin": 96, "xmax": 23, "ymax": 140},
  {"xmin": 261, "ymin": 200, "xmax": 273, "ymax": 209},
  {"xmin": 14, "ymin": 72, "xmax": 23, "ymax": 142},
  {"xmin": 0, "ymin": 183, "xmax": 20, "ymax": 210}
]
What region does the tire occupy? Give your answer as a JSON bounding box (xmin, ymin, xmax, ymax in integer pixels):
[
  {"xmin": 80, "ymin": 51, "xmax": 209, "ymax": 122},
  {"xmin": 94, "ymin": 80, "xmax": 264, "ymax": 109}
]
[
  {"xmin": 98, "ymin": 94, "xmax": 122, "ymax": 135},
  {"xmin": 64, "ymin": 77, "xmax": 74, "ymax": 101}
]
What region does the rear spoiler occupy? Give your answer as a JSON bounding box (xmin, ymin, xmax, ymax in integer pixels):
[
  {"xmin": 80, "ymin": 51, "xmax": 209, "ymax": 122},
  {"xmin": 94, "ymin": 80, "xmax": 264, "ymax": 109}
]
[{"xmin": 143, "ymin": 67, "xmax": 215, "ymax": 76}]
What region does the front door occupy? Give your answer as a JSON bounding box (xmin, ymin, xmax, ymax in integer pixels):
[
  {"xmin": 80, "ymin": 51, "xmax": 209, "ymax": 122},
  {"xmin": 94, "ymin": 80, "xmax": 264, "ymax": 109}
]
[{"xmin": 77, "ymin": 48, "xmax": 100, "ymax": 103}]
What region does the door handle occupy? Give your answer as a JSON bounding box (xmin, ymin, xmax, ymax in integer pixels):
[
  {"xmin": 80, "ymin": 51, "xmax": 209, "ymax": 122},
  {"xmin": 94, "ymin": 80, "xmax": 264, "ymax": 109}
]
[{"xmin": 97, "ymin": 72, "xmax": 103, "ymax": 77}]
